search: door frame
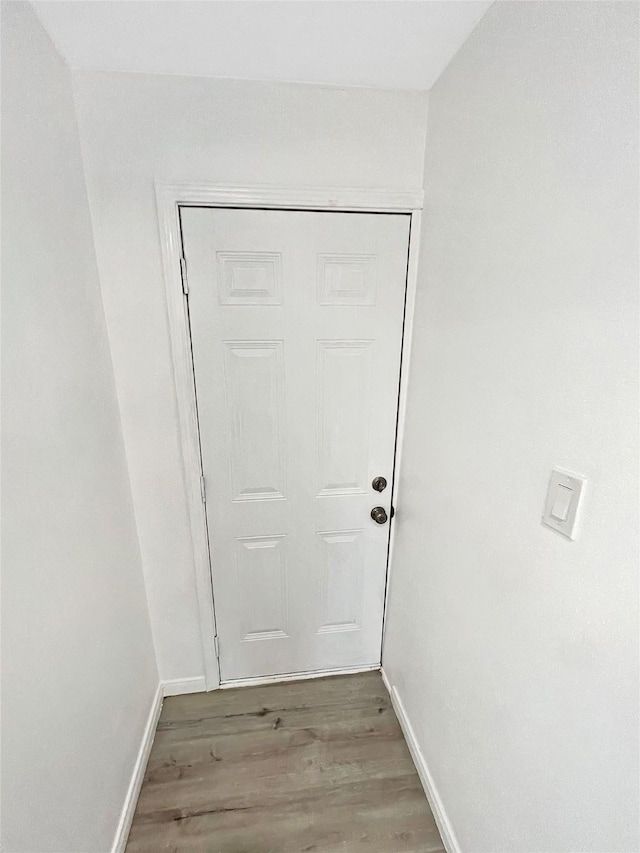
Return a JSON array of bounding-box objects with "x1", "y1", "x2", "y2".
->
[{"x1": 155, "y1": 181, "x2": 424, "y2": 690}]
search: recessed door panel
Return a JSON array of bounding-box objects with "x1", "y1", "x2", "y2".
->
[
  {"x1": 236, "y1": 535, "x2": 288, "y2": 641},
  {"x1": 223, "y1": 341, "x2": 285, "y2": 502},
  {"x1": 317, "y1": 253, "x2": 377, "y2": 306},
  {"x1": 317, "y1": 340, "x2": 372, "y2": 496},
  {"x1": 317, "y1": 529, "x2": 364, "y2": 634},
  {"x1": 217, "y1": 251, "x2": 283, "y2": 305}
]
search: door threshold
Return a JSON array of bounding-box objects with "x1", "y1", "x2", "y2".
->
[{"x1": 219, "y1": 662, "x2": 380, "y2": 690}]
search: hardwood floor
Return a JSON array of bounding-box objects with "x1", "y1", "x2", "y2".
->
[{"x1": 126, "y1": 671, "x2": 445, "y2": 852}]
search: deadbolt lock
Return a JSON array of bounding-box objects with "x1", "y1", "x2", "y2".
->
[{"x1": 372, "y1": 476, "x2": 387, "y2": 493}]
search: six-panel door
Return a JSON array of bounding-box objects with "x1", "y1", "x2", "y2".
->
[{"x1": 181, "y1": 208, "x2": 410, "y2": 681}]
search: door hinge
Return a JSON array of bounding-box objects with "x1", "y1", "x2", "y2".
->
[
  {"x1": 213, "y1": 635, "x2": 219, "y2": 658},
  {"x1": 200, "y1": 474, "x2": 206, "y2": 503},
  {"x1": 180, "y1": 256, "x2": 189, "y2": 295}
]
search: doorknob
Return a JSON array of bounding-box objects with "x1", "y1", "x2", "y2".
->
[
  {"x1": 371, "y1": 506, "x2": 388, "y2": 525},
  {"x1": 372, "y1": 476, "x2": 387, "y2": 492}
]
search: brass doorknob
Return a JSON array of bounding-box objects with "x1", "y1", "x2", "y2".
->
[{"x1": 371, "y1": 506, "x2": 388, "y2": 525}]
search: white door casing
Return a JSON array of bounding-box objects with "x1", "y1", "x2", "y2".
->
[{"x1": 181, "y1": 207, "x2": 410, "y2": 682}]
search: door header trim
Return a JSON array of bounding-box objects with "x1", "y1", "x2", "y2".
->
[{"x1": 157, "y1": 182, "x2": 423, "y2": 214}]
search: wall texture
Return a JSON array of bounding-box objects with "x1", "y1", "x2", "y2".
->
[
  {"x1": 71, "y1": 70, "x2": 429, "y2": 681},
  {"x1": 383, "y1": 2, "x2": 639, "y2": 851},
  {"x1": 1, "y1": 4, "x2": 158, "y2": 851}
]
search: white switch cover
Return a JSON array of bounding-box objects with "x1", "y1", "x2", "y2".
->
[{"x1": 542, "y1": 469, "x2": 586, "y2": 540}]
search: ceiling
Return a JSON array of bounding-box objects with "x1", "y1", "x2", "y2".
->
[{"x1": 32, "y1": 1, "x2": 492, "y2": 92}]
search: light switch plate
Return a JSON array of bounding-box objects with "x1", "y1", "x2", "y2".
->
[{"x1": 542, "y1": 468, "x2": 586, "y2": 540}]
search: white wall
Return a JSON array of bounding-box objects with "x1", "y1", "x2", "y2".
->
[
  {"x1": 383, "y1": 2, "x2": 639, "y2": 852},
  {"x1": 72, "y1": 70, "x2": 429, "y2": 682},
  {"x1": 1, "y1": 4, "x2": 158, "y2": 851}
]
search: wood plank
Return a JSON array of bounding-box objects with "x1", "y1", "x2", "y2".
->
[
  {"x1": 126, "y1": 671, "x2": 444, "y2": 853},
  {"x1": 159, "y1": 672, "x2": 390, "y2": 723}
]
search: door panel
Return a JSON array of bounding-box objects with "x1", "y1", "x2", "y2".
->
[
  {"x1": 236, "y1": 534, "x2": 288, "y2": 641},
  {"x1": 317, "y1": 339, "x2": 373, "y2": 495},
  {"x1": 181, "y1": 208, "x2": 409, "y2": 681},
  {"x1": 223, "y1": 340, "x2": 286, "y2": 501},
  {"x1": 316, "y1": 528, "x2": 364, "y2": 633}
]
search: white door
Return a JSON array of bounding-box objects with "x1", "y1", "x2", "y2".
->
[{"x1": 181, "y1": 208, "x2": 409, "y2": 682}]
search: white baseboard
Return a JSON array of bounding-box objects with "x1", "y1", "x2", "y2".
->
[
  {"x1": 162, "y1": 675, "x2": 207, "y2": 697},
  {"x1": 111, "y1": 682, "x2": 163, "y2": 853},
  {"x1": 381, "y1": 668, "x2": 461, "y2": 853}
]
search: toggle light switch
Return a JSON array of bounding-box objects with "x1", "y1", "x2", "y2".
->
[{"x1": 542, "y1": 469, "x2": 586, "y2": 540}]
